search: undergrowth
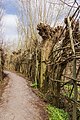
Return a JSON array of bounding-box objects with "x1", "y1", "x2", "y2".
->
[
  {"x1": 47, "y1": 105, "x2": 69, "y2": 120},
  {"x1": 30, "y1": 82, "x2": 37, "y2": 88}
]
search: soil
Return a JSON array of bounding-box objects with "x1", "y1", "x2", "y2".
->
[{"x1": 0, "y1": 71, "x2": 48, "y2": 120}]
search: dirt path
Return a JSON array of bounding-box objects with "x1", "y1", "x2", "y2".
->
[{"x1": 0, "y1": 71, "x2": 48, "y2": 120}]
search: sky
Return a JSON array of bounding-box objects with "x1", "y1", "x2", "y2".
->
[
  {"x1": 2, "y1": 0, "x2": 80, "y2": 47},
  {"x1": 2, "y1": 0, "x2": 18, "y2": 45}
]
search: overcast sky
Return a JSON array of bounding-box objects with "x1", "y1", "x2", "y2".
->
[
  {"x1": 2, "y1": 0, "x2": 80, "y2": 46},
  {"x1": 3, "y1": 0, "x2": 18, "y2": 45}
]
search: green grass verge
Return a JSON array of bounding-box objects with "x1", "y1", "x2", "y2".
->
[{"x1": 47, "y1": 105, "x2": 69, "y2": 120}]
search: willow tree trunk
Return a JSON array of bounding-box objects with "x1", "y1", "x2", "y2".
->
[
  {"x1": 35, "y1": 46, "x2": 39, "y2": 87},
  {"x1": 40, "y1": 39, "x2": 53, "y2": 92},
  {"x1": 40, "y1": 50, "x2": 46, "y2": 88}
]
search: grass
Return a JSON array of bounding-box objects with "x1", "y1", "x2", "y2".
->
[{"x1": 47, "y1": 105, "x2": 69, "y2": 120}]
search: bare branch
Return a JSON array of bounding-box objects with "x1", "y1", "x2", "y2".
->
[{"x1": 60, "y1": 0, "x2": 77, "y2": 8}]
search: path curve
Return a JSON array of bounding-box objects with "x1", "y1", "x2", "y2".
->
[{"x1": 0, "y1": 71, "x2": 48, "y2": 120}]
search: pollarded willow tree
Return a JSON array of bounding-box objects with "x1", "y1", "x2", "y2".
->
[
  {"x1": 17, "y1": 0, "x2": 68, "y2": 48},
  {"x1": 16, "y1": 0, "x2": 78, "y2": 85}
]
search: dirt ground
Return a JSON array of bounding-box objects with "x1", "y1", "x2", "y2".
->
[{"x1": 0, "y1": 71, "x2": 48, "y2": 120}]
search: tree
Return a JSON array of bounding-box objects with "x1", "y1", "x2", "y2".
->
[{"x1": 0, "y1": 0, "x2": 5, "y2": 81}]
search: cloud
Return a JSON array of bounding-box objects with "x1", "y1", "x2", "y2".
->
[{"x1": 2, "y1": 14, "x2": 18, "y2": 43}]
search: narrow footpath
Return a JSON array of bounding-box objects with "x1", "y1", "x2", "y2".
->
[{"x1": 0, "y1": 71, "x2": 48, "y2": 120}]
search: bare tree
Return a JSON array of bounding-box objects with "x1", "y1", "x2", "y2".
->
[
  {"x1": 0, "y1": 0, "x2": 5, "y2": 81},
  {"x1": 0, "y1": 0, "x2": 4, "y2": 45},
  {"x1": 15, "y1": 0, "x2": 77, "y2": 84}
]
